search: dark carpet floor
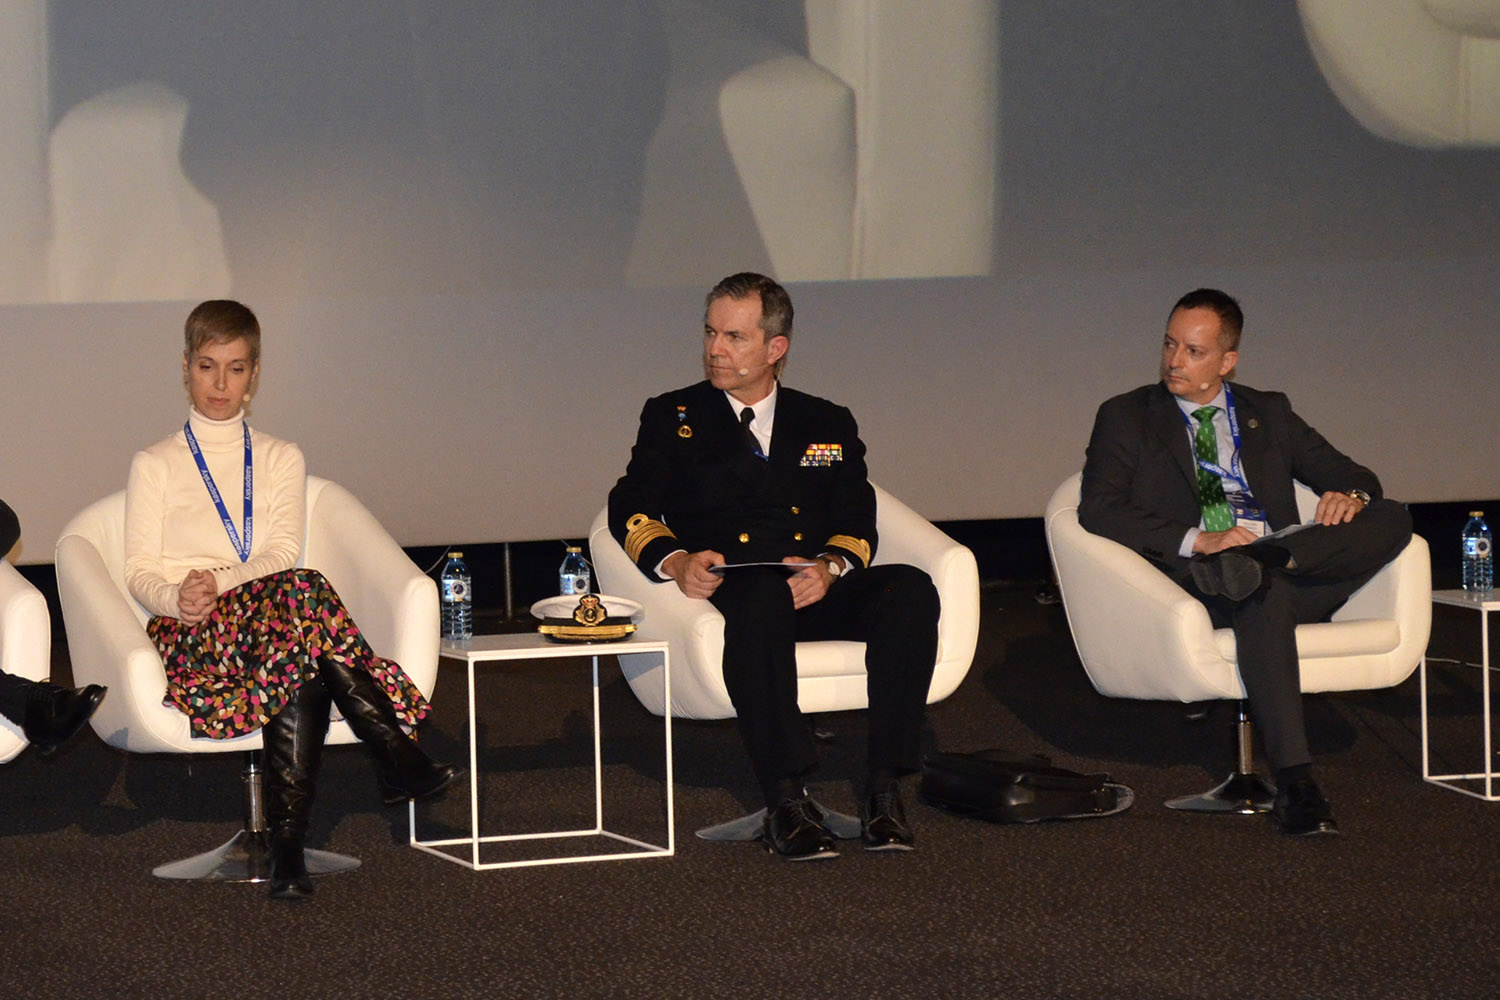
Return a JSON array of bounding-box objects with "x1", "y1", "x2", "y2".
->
[{"x1": 2, "y1": 587, "x2": 1497, "y2": 999}]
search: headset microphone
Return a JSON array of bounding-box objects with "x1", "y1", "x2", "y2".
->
[
  {"x1": 1199, "y1": 382, "x2": 1212, "y2": 391},
  {"x1": 738, "y1": 368, "x2": 750, "y2": 376}
]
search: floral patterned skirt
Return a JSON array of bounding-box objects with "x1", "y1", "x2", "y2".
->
[{"x1": 147, "y1": 568, "x2": 430, "y2": 740}]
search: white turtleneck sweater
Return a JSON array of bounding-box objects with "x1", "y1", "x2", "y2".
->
[{"x1": 125, "y1": 408, "x2": 307, "y2": 620}]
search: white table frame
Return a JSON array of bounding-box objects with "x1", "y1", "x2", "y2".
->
[
  {"x1": 410, "y1": 633, "x2": 674, "y2": 869},
  {"x1": 1422, "y1": 589, "x2": 1500, "y2": 801}
]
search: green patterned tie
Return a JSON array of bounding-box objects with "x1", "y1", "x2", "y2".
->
[{"x1": 1192, "y1": 406, "x2": 1236, "y2": 532}]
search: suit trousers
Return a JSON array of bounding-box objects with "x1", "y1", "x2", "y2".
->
[
  {"x1": 1191, "y1": 498, "x2": 1413, "y2": 771},
  {"x1": 708, "y1": 563, "x2": 939, "y2": 802}
]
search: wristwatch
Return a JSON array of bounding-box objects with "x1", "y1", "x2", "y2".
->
[
  {"x1": 1346, "y1": 489, "x2": 1371, "y2": 507},
  {"x1": 820, "y1": 554, "x2": 844, "y2": 579}
]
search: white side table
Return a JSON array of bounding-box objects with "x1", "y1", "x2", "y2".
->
[
  {"x1": 410, "y1": 633, "x2": 673, "y2": 869},
  {"x1": 1422, "y1": 589, "x2": 1500, "y2": 800}
]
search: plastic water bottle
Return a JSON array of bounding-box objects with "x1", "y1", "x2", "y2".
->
[
  {"x1": 439, "y1": 551, "x2": 473, "y2": 640},
  {"x1": 1462, "y1": 512, "x2": 1493, "y2": 594},
  {"x1": 559, "y1": 546, "x2": 591, "y2": 596}
]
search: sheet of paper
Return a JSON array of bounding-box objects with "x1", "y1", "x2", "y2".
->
[{"x1": 707, "y1": 561, "x2": 818, "y2": 576}]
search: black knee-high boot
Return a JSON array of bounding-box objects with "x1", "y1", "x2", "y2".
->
[
  {"x1": 317, "y1": 659, "x2": 461, "y2": 806},
  {"x1": 263, "y1": 673, "x2": 333, "y2": 901}
]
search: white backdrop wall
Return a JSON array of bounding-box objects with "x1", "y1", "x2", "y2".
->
[{"x1": 2, "y1": 1, "x2": 1498, "y2": 561}]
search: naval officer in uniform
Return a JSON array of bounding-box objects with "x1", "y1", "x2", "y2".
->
[{"x1": 608, "y1": 272, "x2": 940, "y2": 860}]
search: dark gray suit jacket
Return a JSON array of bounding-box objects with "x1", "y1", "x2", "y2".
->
[{"x1": 1079, "y1": 381, "x2": 1382, "y2": 585}]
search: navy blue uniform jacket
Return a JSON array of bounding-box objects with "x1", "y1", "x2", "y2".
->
[{"x1": 609, "y1": 380, "x2": 877, "y2": 580}]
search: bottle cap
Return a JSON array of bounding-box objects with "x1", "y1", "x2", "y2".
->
[
  {"x1": 1470, "y1": 512, "x2": 1484, "y2": 518},
  {"x1": 450, "y1": 550, "x2": 463, "y2": 558},
  {"x1": 566, "y1": 546, "x2": 582, "y2": 553}
]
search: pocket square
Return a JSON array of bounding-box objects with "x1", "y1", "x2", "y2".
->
[{"x1": 800, "y1": 443, "x2": 843, "y2": 467}]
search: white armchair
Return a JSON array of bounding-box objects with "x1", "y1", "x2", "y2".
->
[
  {"x1": 0, "y1": 560, "x2": 51, "y2": 763},
  {"x1": 54, "y1": 475, "x2": 439, "y2": 879},
  {"x1": 1045, "y1": 472, "x2": 1431, "y2": 809},
  {"x1": 587, "y1": 483, "x2": 980, "y2": 721}
]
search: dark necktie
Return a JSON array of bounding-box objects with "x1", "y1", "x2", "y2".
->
[
  {"x1": 1192, "y1": 406, "x2": 1236, "y2": 532},
  {"x1": 740, "y1": 406, "x2": 767, "y2": 460}
]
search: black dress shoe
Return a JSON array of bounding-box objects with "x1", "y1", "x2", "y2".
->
[
  {"x1": 24, "y1": 683, "x2": 106, "y2": 755},
  {"x1": 1271, "y1": 777, "x2": 1340, "y2": 837},
  {"x1": 1189, "y1": 549, "x2": 1265, "y2": 602},
  {"x1": 761, "y1": 795, "x2": 838, "y2": 861},
  {"x1": 860, "y1": 787, "x2": 915, "y2": 852}
]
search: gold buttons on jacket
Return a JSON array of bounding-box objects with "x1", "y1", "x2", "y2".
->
[
  {"x1": 738, "y1": 533, "x2": 749, "y2": 544},
  {"x1": 790, "y1": 506, "x2": 800, "y2": 515},
  {"x1": 794, "y1": 532, "x2": 804, "y2": 541}
]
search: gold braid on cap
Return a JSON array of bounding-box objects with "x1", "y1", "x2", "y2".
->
[
  {"x1": 625, "y1": 513, "x2": 676, "y2": 563},
  {"x1": 825, "y1": 534, "x2": 871, "y2": 569}
]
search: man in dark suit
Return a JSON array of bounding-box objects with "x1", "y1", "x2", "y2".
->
[
  {"x1": 1079, "y1": 288, "x2": 1412, "y2": 837},
  {"x1": 0, "y1": 498, "x2": 107, "y2": 755},
  {"x1": 609, "y1": 272, "x2": 939, "y2": 860}
]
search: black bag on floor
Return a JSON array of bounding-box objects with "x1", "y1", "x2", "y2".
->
[{"x1": 919, "y1": 749, "x2": 1133, "y2": 824}]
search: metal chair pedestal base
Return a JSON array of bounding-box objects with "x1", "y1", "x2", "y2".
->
[
  {"x1": 152, "y1": 751, "x2": 361, "y2": 882},
  {"x1": 1165, "y1": 702, "x2": 1277, "y2": 815},
  {"x1": 695, "y1": 799, "x2": 862, "y2": 841}
]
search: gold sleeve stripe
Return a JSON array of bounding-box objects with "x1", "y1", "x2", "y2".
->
[
  {"x1": 825, "y1": 534, "x2": 871, "y2": 568},
  {"x1": 625, "y1": 515, "x2": 676, "y2": 563}
]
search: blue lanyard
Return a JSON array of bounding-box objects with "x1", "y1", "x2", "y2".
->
[
  {"x1": 184, "y1": 421, "x2": 253, "y2": 563},
  {"x1": 1180, "y1": 383, "x2": 1249, "y2": 491}
]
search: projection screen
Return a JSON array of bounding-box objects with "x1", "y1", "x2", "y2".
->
[{"x1": 2, "y1": 0, "x2": 1498, "y2": 562}]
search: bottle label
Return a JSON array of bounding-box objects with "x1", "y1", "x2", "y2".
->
[
  {"x1": 1465, "y1": 537, "x2": 1492, "y2": 558},
  {"x1": 560, "y1": 574, "x2": 590, "y2": 595},
  {"x1": 443, "y1": 577, "x2": 471, "y2": 602}
]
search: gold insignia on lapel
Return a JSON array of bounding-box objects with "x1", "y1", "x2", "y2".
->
[
  {"x1": 799, "y1": 443, "x2": 844, "y2": 467},
  {"x1": 676, "y1": 404, "x2": 693, "y2": 438},
  {"x1": 1247, "y1": 418, "x2": 1259, "y2": 429}
]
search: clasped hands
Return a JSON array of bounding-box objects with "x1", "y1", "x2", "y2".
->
[
  {"x1": 1193, "y1": 490, "x2": 1368, "y2": 555},
  {"x1": 175, "y1": 568, "x2": 220, "y2": 624},
  {"x1": 662, "y1": 550, "x2": 836, "y2": 609}
]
